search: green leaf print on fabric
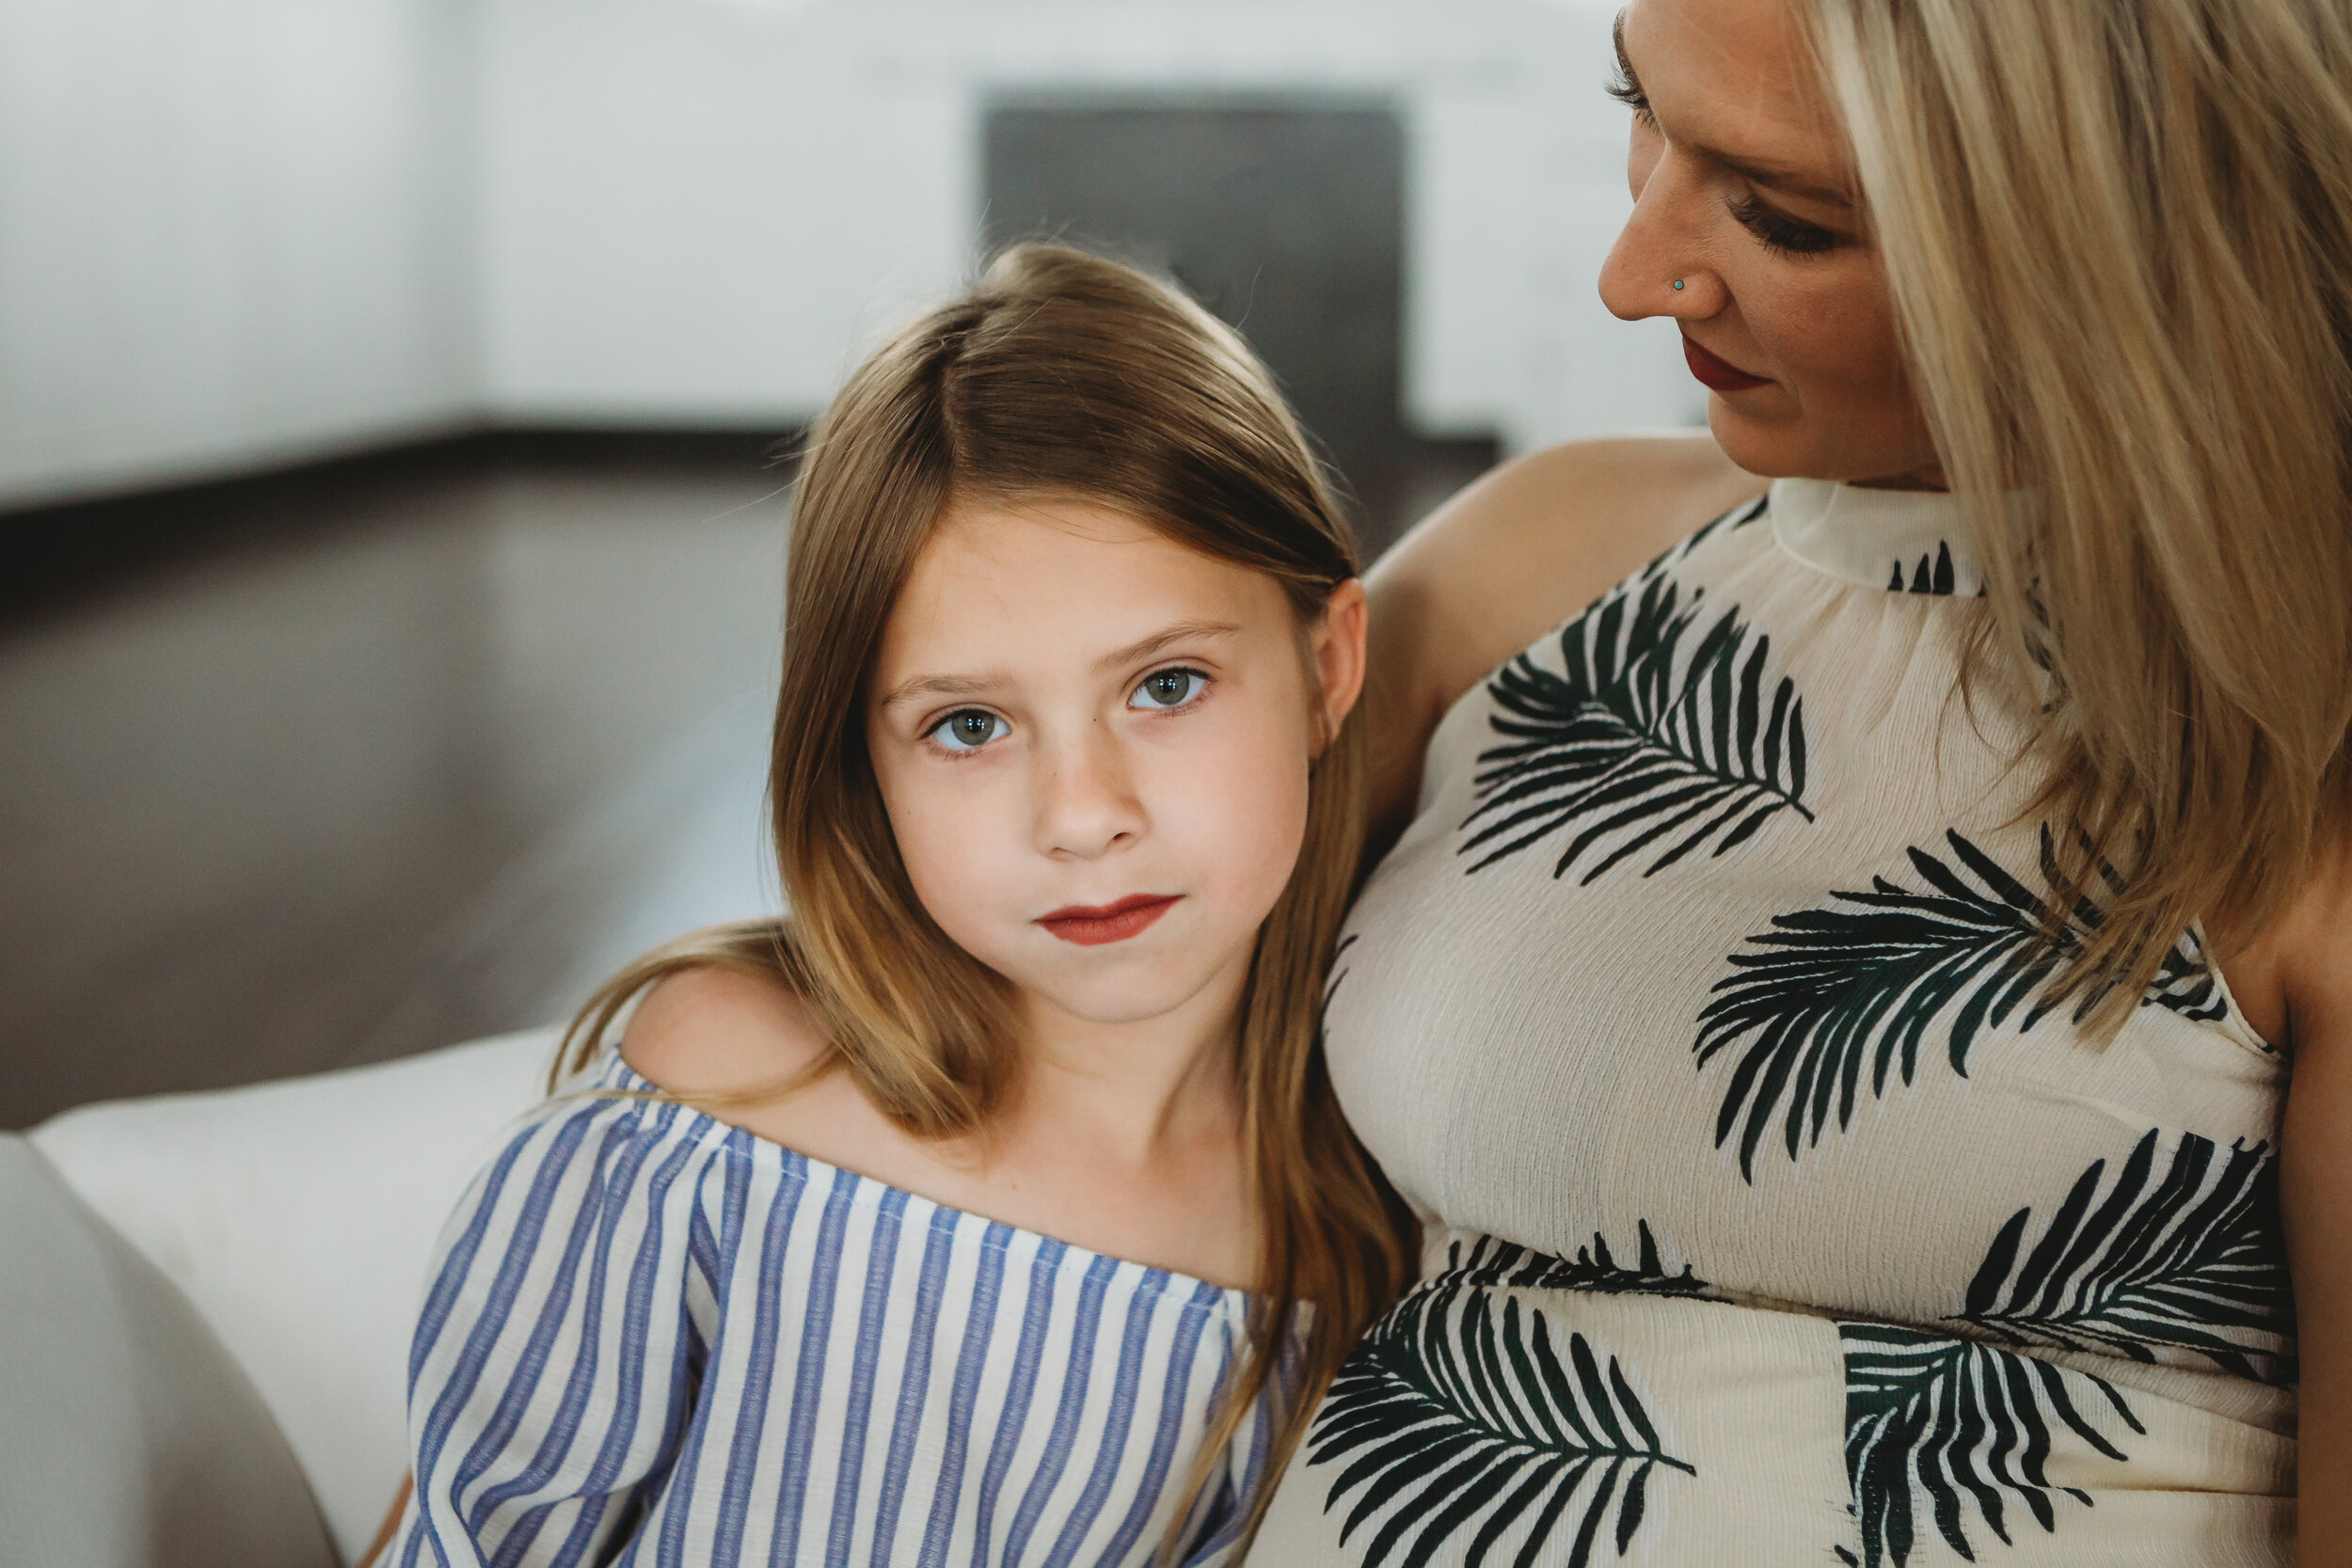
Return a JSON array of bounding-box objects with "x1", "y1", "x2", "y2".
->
[
  {"x1": 1841, "y1": 1323, "x2": 2141, "y2": 1568},
  {"x1": 1439, "y1": 1226, "x2": 1720, "y2": 1300},
  {"x1": 1955, "y1": 1130, "x2": 2295, "y2": 1385},
  {"x1": 1461, "y1": 503, "x2": 1809, "y2": 886},
  {"x1": 1694, "y1": 829, "x2": 2236, "y2": 1180},
  {"x1": 1311, "y1": 1274, "x2": 1694, "y2": 1568}
]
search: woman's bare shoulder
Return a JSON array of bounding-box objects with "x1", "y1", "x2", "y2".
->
[
  {"x1": 1372, "y1": 434, "x2": 1762, "y2": 674},
  {"x1": 1408, "y1": 431, "x2": 1758, "y2": 546},
  {"x1": 2224, "y1": 831, "x2": 2352, "y2": 1052},
  {"x1": 620, "y1": 963, "x2": 833, "y2": 1099},
  {"x1": 1362, "y1": 433, "x2": 1766, "y2": 842}
]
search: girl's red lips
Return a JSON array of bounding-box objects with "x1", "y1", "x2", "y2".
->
[
  {"x1": 1681, "y1": 334, "x2": 1773, "y2": 393},
  {"x1": 1035, "y1": 894, "x2": 1181, "y2": 947}
]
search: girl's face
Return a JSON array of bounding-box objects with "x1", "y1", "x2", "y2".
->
[
  {"x1": 1597, "y1": 0, "x2": 1942, "y2": 485},
  {"x1": 866, "y1": 498, "x2": 1363, "y2": 1037}
]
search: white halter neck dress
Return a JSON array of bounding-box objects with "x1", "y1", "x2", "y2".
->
[{"x1": 1252, "y1": 480, "x2": 2294, "y2": 1567}]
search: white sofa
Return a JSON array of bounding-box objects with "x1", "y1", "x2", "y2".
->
[{"x1": 2, "y1": 1029, "x2": 560, "y2": 1567}]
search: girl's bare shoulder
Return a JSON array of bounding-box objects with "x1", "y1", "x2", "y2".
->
[
  {"x1": 620, "y1": 963, "x2": 833, "y2": 1100},
  {"x1": 618, "y1": 962, "x2": 955, "y2": 1195}
]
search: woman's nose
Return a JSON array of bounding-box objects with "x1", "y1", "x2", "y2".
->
[
  {"x1": 1598, "y1": 148, "x2": 1727, "y2": 322},
  {"x1": 1033, "y1": 727, "x2": 1146, "y2": 861}
]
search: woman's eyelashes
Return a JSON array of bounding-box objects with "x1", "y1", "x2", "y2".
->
[
  {"x1": 1605, "y1": 68, "x2": 1656, "y2": 128},
  {"x1": 1128, "y1": 666, "x2": 1210, "y2": 711},
  {"x1": 1728, "y1": 191, "x2": 1840, "y2": 258}
]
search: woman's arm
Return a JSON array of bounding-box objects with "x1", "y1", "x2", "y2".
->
[
  {"x1": 2275, "y1": 850, "x2": 2352, "y2": 1566},
  {"x1": 1360, "y1": 433, "x2": 1764, "y2": 859}
]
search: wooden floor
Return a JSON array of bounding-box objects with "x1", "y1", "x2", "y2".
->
[
  {"x1": 0, "y1": 434, "x2": 1487, "y2": 1130},
  {"x1": 0, "y1": 446, "x2": 790, "y2": 1128}
]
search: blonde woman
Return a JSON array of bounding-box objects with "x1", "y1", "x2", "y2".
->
[{"x1": 1253, "y1": 0, "x2": 2349, "y2": 1563}]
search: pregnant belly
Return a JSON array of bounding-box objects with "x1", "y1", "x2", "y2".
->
[{"x1": 1248, "y1": 1233, "x2": 2291, "y2": 1568}]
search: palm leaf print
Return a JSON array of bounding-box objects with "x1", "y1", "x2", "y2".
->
[
  {"x1": 1461, "y1": 511, "x2": 1810, "y2": 885},
  {"x1": 1694, "y1": 829, "x2": 2239, "y2": 1180},
  {"x1": 1311, "y1": 1276, "x2": 1693, "y2": 1568},
  {"x1": 1441, "y1": 1225, "x2": 1718, "y2": 1300},
  {"x1": 1956, "y1": 1130, "x2": 2294, "y2": 1384},
  {"x1": 1326, "y1": 931, "x2": 1359, "y2": 1011},
  {"x1": 1842, "y1": 1323, "x2": 2140, "y2": 1568}
]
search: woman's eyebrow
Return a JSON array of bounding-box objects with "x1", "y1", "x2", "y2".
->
[
  {"x1": 1711, "y1": 152, "x2": 1855, "y2": 209},
  {"x1": 1613, "y1": 8, "x2": 1855, "y2": 212},
  {"x1": 1613, "y1": 10, "x2": 1641, "y2": 96}
]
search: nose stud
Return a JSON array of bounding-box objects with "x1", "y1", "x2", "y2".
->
[{"x1": 1673, "y1": 278, "x2": 1686, "y2": 291}]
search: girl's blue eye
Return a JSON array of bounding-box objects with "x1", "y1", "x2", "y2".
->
[
  {"x1": 1129, "y1": 668, "x2": 1207, "y2": 710},
  {"x1": 930, "y1": 709, "x2": 1006, "y2": 752}
]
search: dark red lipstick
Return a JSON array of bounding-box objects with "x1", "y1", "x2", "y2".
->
[
  {"x1": 1035, "y1": 894, "x2": 1180, "y2": 947},
  {"x1": 1681, "y1": 334, "x2": 1773, "y2": 393}
]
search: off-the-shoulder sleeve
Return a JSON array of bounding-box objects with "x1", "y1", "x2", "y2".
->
[{"x1": 387, "y1": 1088, "x2": 721, "y2": 1568}]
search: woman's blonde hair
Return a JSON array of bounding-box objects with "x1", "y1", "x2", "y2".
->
[
  {"x1": 555, "y1": 243, "x2": 1413, "y2": 1549},
  {"x1": 1808, "y1": 0, "x2": 2352, "y2": 1022}
]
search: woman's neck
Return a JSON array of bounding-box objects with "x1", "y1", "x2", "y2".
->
[{"x1": 1849, "y1": 463, "x2": 1949, "y2": 492}]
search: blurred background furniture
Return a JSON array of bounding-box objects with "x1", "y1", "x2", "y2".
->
[{"x1": 0, "y1": 1028, "x2": 558, "y2": 1567}]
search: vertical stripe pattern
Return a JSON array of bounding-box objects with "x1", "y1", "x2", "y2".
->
[{"x1": 388, "y1": 1052, "x2": 1279, "y2": 1568}]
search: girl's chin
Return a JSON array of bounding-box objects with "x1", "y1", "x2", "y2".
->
[{"x1": 1022, "y1": 983, "x2": 1213, "y2": 1030}]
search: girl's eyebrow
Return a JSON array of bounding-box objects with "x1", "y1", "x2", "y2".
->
[
  {"x1": 877, "y1": 620, "x2": 1244, "y2": 711},
  {"x1": 1092, "y1": 619, "x2": 1243, "y2": 673},
  {"x1": 878, "y1": 672, "x2": 999, "y2": 709}
]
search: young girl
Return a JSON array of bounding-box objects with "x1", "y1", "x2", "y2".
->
[{"x1": 378, "y1": 245, "x2": 1413, "y2": 1568}]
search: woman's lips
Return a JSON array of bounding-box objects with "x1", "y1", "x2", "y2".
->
[
  {"x1": 1035, "y1": 894, "x2": 1181, "y2": 946},
  {"x1": 1681, "y1": 334, "x2": 1773, "y2": 393}
]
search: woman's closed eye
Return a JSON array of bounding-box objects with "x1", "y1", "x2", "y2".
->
[
  {"x1": 1128, "y1": 666, "x2": 1209, "y2": 711},
  {"x1": 927, "y1": 708, "x2": 1009, "y2": 753},
  {"x1": 1729, "y1": 191, "x2": 1840, "y2": 258}
]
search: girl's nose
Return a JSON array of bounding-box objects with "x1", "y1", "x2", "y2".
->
[{"x1": 1034, "y1": 728, "x2": 1146, "y2": 861}]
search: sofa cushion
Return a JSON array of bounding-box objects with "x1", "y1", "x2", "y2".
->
[
  {"x1": 29, "y1": 1027, "x2": 560, "y2": 1562},
  {"x1": 0, "y1": 1133, "x2": 337, "y2": 1568}
]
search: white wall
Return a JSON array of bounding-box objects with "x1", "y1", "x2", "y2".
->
[
  {"x1": 477, "y1": 0, "x2": 968, "y2": 427},
  {"x1": 0, "y1": 0, "x2": 478, "y2": 508},
  {"x1": 0, "y1": 0, "x2": 1699, "y2": 510},
  {"x1": 479, "y1": 0, "x2": 1706, "y2": 452}
]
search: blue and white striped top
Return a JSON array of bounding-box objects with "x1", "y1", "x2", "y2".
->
[{"x1": 385, "y1": 1051, "x2": 1282, "y2": 1568}]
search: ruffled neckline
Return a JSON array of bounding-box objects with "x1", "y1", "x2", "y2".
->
[{"x1": 1767, "y1": 477, "x2": 1984, "y2": 597}]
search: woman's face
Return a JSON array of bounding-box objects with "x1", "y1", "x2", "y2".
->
[{"x1": 1598, "y1": 0, "x2": 1942, "y2": 485}]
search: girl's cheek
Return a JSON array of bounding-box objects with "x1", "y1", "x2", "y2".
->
[
  {"x1": 881, "y1": 768, "x2": 1006, "y2": 929},
  {"x1": 1172, "y1": 710, "x2": 1313, "y2": 903}
]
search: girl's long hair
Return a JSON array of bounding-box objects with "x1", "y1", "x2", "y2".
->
[
  {"x1": 1807, "y1": 0, "x2": 2352, "y2": 1023},
  {"x1": 555, "y1": 243, "x2": 1414, "y2": 1548}
]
